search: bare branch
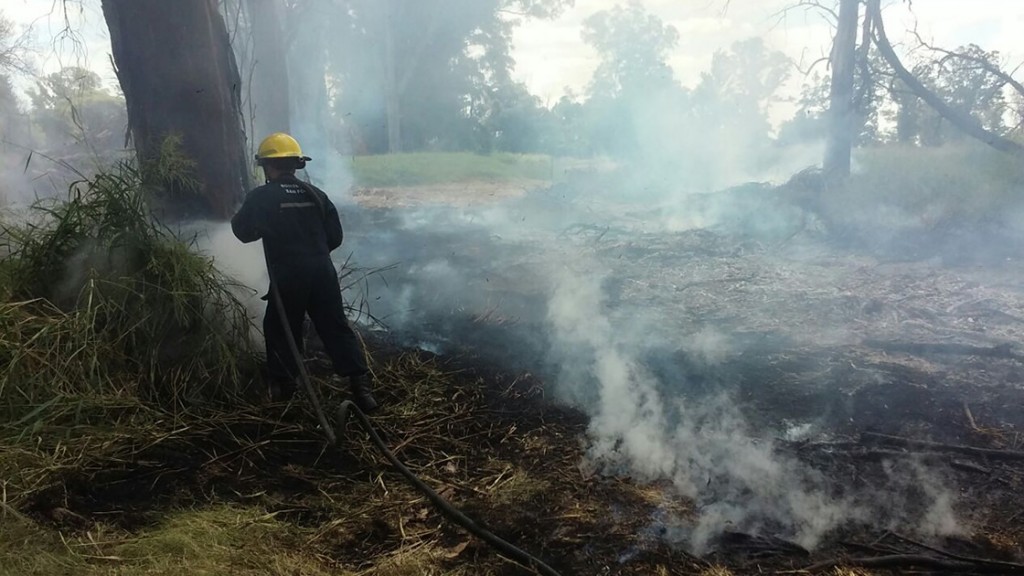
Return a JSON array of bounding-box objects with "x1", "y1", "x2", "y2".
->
[
  {"x1": 772, "y1": 0, "x2": 840, "y2": 29},
  {"x1": 795, "y1": 54, "x2": 831, "y2": 76},
  {"x1": 910, "y1": 28, "x2": 1024, "y2": 100},
  {"x1": 773, "y1": 0, "x2": 840, "y2": 79},
  {"x1": 868, "y1": 0, "x2": 1024, "y2": 155}
]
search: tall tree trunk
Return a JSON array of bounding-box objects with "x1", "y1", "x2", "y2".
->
[
  {"x1": 247, "y1": 0, "x2": 290, "y2": 137},
  {"x1": 101, "y1": 0, "x2": 251, "y2": 221},
  {"x1": 823, "y1": 0, "x2": 859, "y2": 180},
  {"x1": 868, "y1": 0, "x2": 1024, "y2": 155},
  {"x1": 284, "y1": 0, "x2": 348, "y2": 191},
  {"x1": 383, "y1": 0, "x2": 402, "y2": 153}
]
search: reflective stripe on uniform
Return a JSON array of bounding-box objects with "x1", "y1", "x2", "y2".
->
[{"x1": 280, "y1": 202, "x2": 317, "y2": 209}]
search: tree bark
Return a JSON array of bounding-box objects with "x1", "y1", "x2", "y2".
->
[
  {"x1": 823, "y1": 0, "x2": 859, "y2": 180},
  {"x1": 868, "y1": 0, "x2": 1024, "y2": 155},
  {"x1": 383, "y1": 0, "x2": 402, "y2": 153},
  {"x1": 101, "y1": 0, "x2": 252, "y2": 221},
  {"x1": 247, "y1": 0, "x2": 290, "y2": 137},
  {"x1": 283, "y1": 0, "x2": 347, "y2": 188}
]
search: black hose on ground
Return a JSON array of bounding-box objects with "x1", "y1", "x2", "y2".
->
[{"x1": 266, "y1": 270, "x2": 563, "y2": 576}]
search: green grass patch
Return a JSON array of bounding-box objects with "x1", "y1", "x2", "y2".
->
[
  {"x1": 351, "y1": 152, "x2": 554, "y2": 187},
  {"x1": 0, "y1": 504, "x2": 335, "y2": 576},
  {"x1": 845, "y1": 143, "x2": 1024, "y2": 228}
]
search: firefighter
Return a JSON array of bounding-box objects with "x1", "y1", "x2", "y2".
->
[{"x1": 231, "y1": 132, "x2": 378, "y2": 412}]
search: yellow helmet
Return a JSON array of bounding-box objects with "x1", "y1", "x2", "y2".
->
[{"x1": 255, "y1": 132, "x2": 312, "y2": 165}]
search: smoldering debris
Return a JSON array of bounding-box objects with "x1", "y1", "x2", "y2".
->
[{"x1": 545, "y1": 264, "x2": 858, "y2": 552}]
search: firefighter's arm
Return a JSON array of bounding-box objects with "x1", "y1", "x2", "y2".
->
[
  {"x1": 325, "y1": 196, "x2": 344, "y2": 251},
  {"x1": 231, "y1": 191, "x2": 263, "y2": 243}
]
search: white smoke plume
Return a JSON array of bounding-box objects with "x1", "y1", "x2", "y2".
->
[
  {"x1": 183, "y1": 220, "x2": 269, "y2": 342},
  {"x1": 545, "y1": 262, "x2": 960, "y2": 553}
]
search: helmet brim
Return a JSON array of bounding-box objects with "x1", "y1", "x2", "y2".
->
[{"x1": 256, "y1": 155, "x2": 313, "y2": 166}]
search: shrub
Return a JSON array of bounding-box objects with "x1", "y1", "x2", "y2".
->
[{"x1": 0, "y1": 159, "x2": 260, "y2": 429}]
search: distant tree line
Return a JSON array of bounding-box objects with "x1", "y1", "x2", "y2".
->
[{"x1": 4, "y1": 1, "x2": 1024, "y2": 217}]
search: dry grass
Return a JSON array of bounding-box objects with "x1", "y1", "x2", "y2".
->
[
  {"x1": 0, "y1": 345, "x2": 704, "y2": 575},
  {"x1": 351, "y1": 544, "x2": 475, "y2": 576},
  {"x1": 697, "y1": 567, "x2": 734, "y2": 576},
  {"x1": 832, "y1": 569, "x2": 875, "y2": 576}
]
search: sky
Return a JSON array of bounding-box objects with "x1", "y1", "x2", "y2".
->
[
  {"x1": 6, "y1": 0, "x2": 1024, "y2": 112},
  {"x1": 510, "y1": 0, "x2": 1024, "y2": 108}
]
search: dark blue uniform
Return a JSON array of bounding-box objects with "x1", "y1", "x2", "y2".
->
[{"x1": 231, "y1": 173, "x2": 367, "y2": 397}]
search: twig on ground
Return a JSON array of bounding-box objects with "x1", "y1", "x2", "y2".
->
[
  {"x1": 862, "y1": 432, "x2": 1024, "y2": 461},
  {"x1": 806, "y1": 554, "x2": 1024, "y2": 573}
]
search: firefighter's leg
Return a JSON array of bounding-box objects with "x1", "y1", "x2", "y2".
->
[
  {"x1": 263, "y1": 281, "x2": 308, "y2": 401},
  {"x1": 308, "y1": 262, "x2": 377, "y2": 411}
]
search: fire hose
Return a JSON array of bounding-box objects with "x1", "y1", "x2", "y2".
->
[{"x1": 266, "y1": 270, "x2": 563, "y2": 576}]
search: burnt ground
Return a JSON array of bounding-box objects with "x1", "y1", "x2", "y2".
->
[
  {"x1": 339, "y1": 175, "x2": 1024, "y2": 572},
  {"x1": 19, "y1": 176, "x2": 1024, "y2": 574}
]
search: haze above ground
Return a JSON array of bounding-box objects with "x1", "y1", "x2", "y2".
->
[{"x1": 9, "y1": 0, "x2": 1024, "y2": 126}]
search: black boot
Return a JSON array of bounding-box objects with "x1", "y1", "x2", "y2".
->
[
  {"x1": 269, "y1": 376, "x2": 297, "y2": 403},
  {"x1": 349, "y1": 373, "x2": 379, "y2": 413}
]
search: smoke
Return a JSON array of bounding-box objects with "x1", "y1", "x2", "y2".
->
[
  {"x1": 0, "y1": 149, "x2": 41, "y2": 210},
  {"x1": 182, "y1": 220, "x2": 268, "y2": 342},
  {"x1": 542, "y1": 261, "x2": 969, "y2": 553},
  {"x1": 545, "y1": 263, "x2": 862, "y2": 551},
  {"x1": 881, "y1": 458, "x2": 964, "y2": 539},
  {"x1": 185, "y1": 46, "x2": 974, "y2": 551},
  {"x1": 305, "y1": 156, "x2": 969, "y2": 553}
]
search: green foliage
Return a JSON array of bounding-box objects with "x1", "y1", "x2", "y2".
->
[
  {"x1": 325, "y1": 0, "x2": 566, "y2": 154},
  {"x1": 140, "y1": 132, "x2": 203, "y2": 198},
  {"x1": 583, "y1": 0, "x2": 680, "y2": 98},
  {"x1": 899, "y1": 45, "x2": 1009, "y2": 146},
  {"x1": 0, "y1": 159, "x2": 260, "y2": 428},
  {"x1": 25, "y1": 66, "x2": 128, "y2": 152},
  {"x1": 579, "y1": 2, "x2": 685, "y2": 158},
  {"x1": 0, "y1": 10, "x2": 23, "y2": 72},
  {"x1": 692, "y1": 37, "x2": 792, "y2": 142},
  {"x1": 351, "y1": 152, "x2": 553, "y2": 187},
  {"x1": 788, "y1": 41, "x2": 1014, "y2": 147}
]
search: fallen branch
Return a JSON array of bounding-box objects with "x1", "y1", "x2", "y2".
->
[
  {"x1": 806, "y1": 554, "x2": 1024, "y2": 573},
  {"x1": 862, "y1": 339, "x2": 1022, "y2": 360},
  {"x1": 862, "y1": 432, "x2": 1024, "y2": 461},
  {"x1": 950, "y1": 459, "x2": 993, "y2": 475},
  {"x1": 888, "y1": 532, "x2": 1024, "y2": 572},
  {"x1": 786, "y1": 442, "x2": 954, "y2": 463},
  {"x1": 867, "y1": 0, "x2": 1024, "y2": 155},
  {"x1": 717, "y1": 531, "x2": 810, "y2": 557}
]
